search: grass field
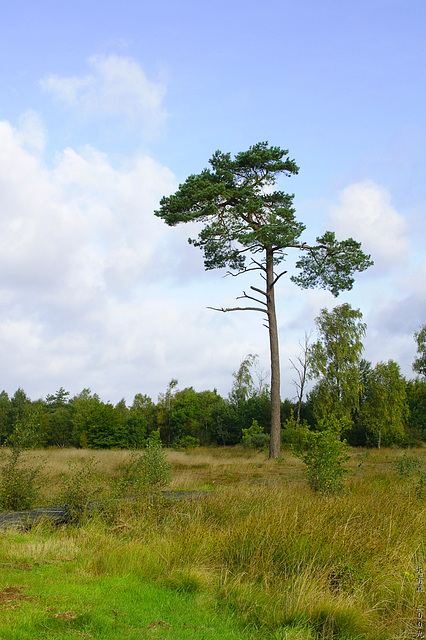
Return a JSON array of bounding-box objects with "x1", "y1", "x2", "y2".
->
[{"x1": 0, "y1": 446, "x2": 425, "y2": 639}]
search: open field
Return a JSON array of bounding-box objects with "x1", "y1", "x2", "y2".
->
[{"x1": 0, "y1": 446, "x2": 425, "y2": 639}]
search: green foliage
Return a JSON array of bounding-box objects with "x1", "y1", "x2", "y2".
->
[
  {"x1": 358, "y1": 360, "x2": 408, "y2": 448},
  {"x1": 406, "y1": 378, "x2": 426, "y2": 442},
  {"x1": 155, "y1": 142, "x2": 371, "y2": 293},
  {"x1": 229, "y1": 354, "x2": 259, "y2": 405},
  {"x1": 155, "y1": 142, "x2": 373, "y2": 459},
  {"x1": 58, "y1": 456, "x2": 105, "y2": 520},
  {"x1": 173, "y1": 435, "x2": 200, "y2": 449},
  {"x1": 86, "y1": 402, "x2": 127, "y2": 449},
  {"x1": 126, "y1": 393, "x2": 156, "y2": 447},
  {"x1": 0, "y1": 409, "x2": 46, "y2": 510},
  {"x1": 0, "y1": 448, "x2": 42, "y2": 510},
  {"x1": 241, "y1": 419, "x2": 269, "y2": 449},
  {"x1": 413, "y1": 324, "x2": 426, "y2": 378},
  {"x1": 0, "y1": 391, "x2": 11, "y2": 446},
  {"x1": 393, "y1": 453, "x2": 421, "y2": 477},
  {"x1": 309, "y1": 304, "x2": 366, "y2": 423},
  {"x1": 292, "y1": 231, "x2": 373, "y2": 296},
  {"x1": 117, "y1": 430, "x2": 171, "y2": 496},
  {"x1": 293, "y1": 422, "x2": 350, "y2": 494},
  {"x1": 281, "y1": 415, "x2": 310, "y2": 449},
  {"x1": 140, "y1": 430, "x2": 171, "y2": 490}
]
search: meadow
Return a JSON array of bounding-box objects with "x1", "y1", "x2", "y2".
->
[{"x1": 0, "y1": 446, "x2": 425, "y2": 639}]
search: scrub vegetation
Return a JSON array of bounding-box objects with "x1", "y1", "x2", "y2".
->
[{"x1": 0, "y1": 445, "x2": 425, "y2": 640}]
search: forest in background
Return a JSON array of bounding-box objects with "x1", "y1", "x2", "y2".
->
[{"x1": 1, "y1": 306, "x2": 425, "y2": 451}]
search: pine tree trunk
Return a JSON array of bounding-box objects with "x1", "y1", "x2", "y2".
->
[{"x1": 266, "y1": 247, "x2": 281, "y2": 458}]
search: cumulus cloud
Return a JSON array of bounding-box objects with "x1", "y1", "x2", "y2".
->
[
  {"x1": 0, "y1": 118, "x2": 188, "y2": 398},
  {"x1": 40, "y1": 55, "x2": 168, "y2": 135},
  {"x1": 327, "y1": 180, "x2": 409, "y2": 273},
  {"x1": 0, "y1": 118, "x2": 266, "y2": 402}
]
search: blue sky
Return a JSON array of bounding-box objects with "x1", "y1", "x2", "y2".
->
[{"x1": 0, "y1": 0, "x2": 425, "y2": 403}]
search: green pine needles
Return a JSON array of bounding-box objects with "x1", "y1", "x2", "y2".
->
[{"x1": 155, "y1": 142, "x2": 373, "y2": 459}]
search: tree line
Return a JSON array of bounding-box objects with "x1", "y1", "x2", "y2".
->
[{"x1": 1, "y1": 312, "x2": 425, "y2": 450}]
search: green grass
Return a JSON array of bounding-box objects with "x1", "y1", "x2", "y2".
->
[
  {"x1": 0, "y1": 530, "x2": 256, "y2": 639},
  {"x1": 0, "y1": 446, "x2": 425, "y2": 639}
]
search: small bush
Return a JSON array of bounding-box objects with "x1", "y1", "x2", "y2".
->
[
  {"x1": 116, "y1": 430, "x2": 171, "y2": 496},
  {"x1": 281, "y1": 415, "x2": 310, "y2": 449},
  {"x1": 139, "y1": 430, "x2": 171, "y2": 490},
  {"x1": 0, "y1": 421, "x2": 45, "y2": 511},
  {"x1": 415, "y1": 469, "x2": 426, "y2": 498},
  {"x1": 241, "y1": 420, "x2": 270, "y2": 449},
  {"x1": 0, "y1": 448, "x2": 42, "y2": 510},
  {"x1": 293, "y1": 421, "x2": 350, "y2": 495},
  {"x1": 393, "y1": 453, "x2": 421, "y2": 477},
  {"x1": 58, "y1": 456, "x2": 105, "y2": 520},
  {"x1": 173, "y1": 435, "x2": 200, "y2": 450}
]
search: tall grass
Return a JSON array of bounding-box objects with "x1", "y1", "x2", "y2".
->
[{"x1": 1, "y1": 446, "x2": 425, "y2": 639}]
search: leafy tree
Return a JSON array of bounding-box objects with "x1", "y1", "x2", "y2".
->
[
  {"x1": 45, "y1": 387, "x2": 70, "y2": 409},
  {"x1": 229, "y1": 354, "x2": 259, "y2": 405},
  {"x1": 126, "y1": 394, "x2": 156, "y2": 447},
  {"x1": 405, "y1": 378, "x2": 426, "y2": 442},
  {"x1": 0, "y1": 391, "x2": 11, "y2": 445},
  {"x1": 156, "y1": 379, "x2": 179, "y2": 446},
  {"x1": 241, "y1": 419, "x2": 269, "y2": 449},
  {"x1": 86, "y1": 402, "x2": 127, "y2": 449},
  {"x1": 413, "y1": 324, "x2": 426, "y2": 378},
  {"x1": 45, "y1": 388, "x2": 73, "y2": 447},
  {"x1": 194, "y1": 389, "x2": 224, "y2": 445},
  {"x1": 155, "y1": 142, "x2": 372, "y2": 457},
  {"x1": 169, "y1": 387, "x2": 202, "y2": 447},
  {"x1": 70, "y1": 389, "x2": 101, "y2": 447},
  {"x1": 209, "y1": 399, "x2": 241, "y2": 445},
  {"x1": 358, "y1": 360, "x2": 408, "y2": 448},
  {"x1": 9, "y1": 388, "x2": 31, "y2": 431},
  {"x1": 309, "y1": 304, "x2": 366, "y2": 424}
]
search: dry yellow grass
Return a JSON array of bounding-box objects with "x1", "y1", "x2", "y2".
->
[
  {"x1": 1, "y1": 444, "x2": 425, "y2": 639},
  {"x1": 7, "y1": 444, "x2": 426, "y2": 502}
]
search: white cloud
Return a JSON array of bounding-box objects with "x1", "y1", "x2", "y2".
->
[
  {"x1": 0, "y1": 118, "x2": 268, "y2": 402},
  {"x1": 0, "y1": 121, "x2": 421, "y2": 404},
  {"x1": 327, "y1": 180, "x2": 409, "y2": 272},
  {"x1": 40, "y1": 55, "x2": 168, "y2": 136},
  {"x1": 16, "y1": 110, "x2": 46, "y2": 152},
  {"x1": 0, "y1": 119, "x2": 186, "y2": 398}
]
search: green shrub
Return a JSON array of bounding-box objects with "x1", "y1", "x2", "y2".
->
[
  {"x1": 0, "y1": 448, "x2": 42, "y2": 510},
  {"x1": 173, "y1": 435, "x2": 200, "y2": 449},
  {"x1": 241, "y1": 420, "x2": 269, "y2": 449},
  {"x1": 0, "y1": 421, "x2": 45, "y2": 511},
  {"x1": 281, "y1": 415, "x2": 310, "y2": 449},
  {"x1": 416, "y1": 469, "x2": 426, "y2": 498},
  {"x1": 58, "y1": 456, "x2": 105, "y2": 521},
  {"x1": 116, "y1": 430, "x2": 171, "y2": 496},
  {"x1": 140, "y1": 430, "x2": 171, "y2": 490},
  {"x1": 293, "y1": 421, "x2": 350, "y2": 495},
  {"x1": 393, "y1": 453, "x2": 421, "y2": 477}
]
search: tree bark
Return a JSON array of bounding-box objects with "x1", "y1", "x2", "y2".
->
[{"x1": 266, "y1": 247, "x2": 281, "y2": 458}]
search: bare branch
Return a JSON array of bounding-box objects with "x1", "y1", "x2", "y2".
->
[
  {"x1": 207, "y1": 306, "x2": 267, "y2": 313},
  {"x1": 237, "y1": 291, "x2": 267, "y2": 306},
  {"x1": 250, "y1": 285, "x2": 267, "y2": 297},
  {"x1": 251, "y1": 258, "x2": 266, "y2": 271},
  {"x1": 271, "y1": 270, "x2": 288, "y2": 288},
  {"x1": 224, "y1": 266, "x2": 260, "y2": 278}
]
